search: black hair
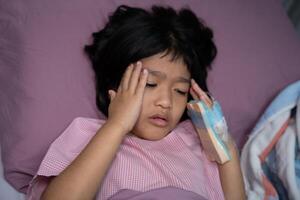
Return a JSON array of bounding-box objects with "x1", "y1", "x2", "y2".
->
[{"x1": 85, "y1": 5, "x2": 217, "y2": 121}]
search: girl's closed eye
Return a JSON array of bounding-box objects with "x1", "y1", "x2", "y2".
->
[
  {"x1": 175, "y1": 89, "x2": 188, "y2": 96},
  {"x1": 146, "y1": 83, "x2": 157, "y2": 87},
  {"x1": 146, "y1": 83, "x2": 187, "y2": 96}
]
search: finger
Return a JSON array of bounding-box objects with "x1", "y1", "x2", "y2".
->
[
  {"x1": 119, "y1": 64, "x2": 134, "y2": 92},
  {"x1": 135, "y1": 68, "x2": 148, "y2": 95},
  {"x1": 186, "y1": 103, "x2": 195, "y2": 111},
  {"x1": 191, "y1": 79, "x2": 206, "y2": 95},
  {"x1": 128, "y1": 61, "x2": 142, "y2": 93},
  {"x1": 189, "y1": 87, "x2": 199, "y2": 100},
  {"x1": 190, "y1": 79, "x2": 205, "y2": 99},
  {"x1": 108, "y1": 90, "x2": 116, "y2": 101},
  {"x1": 200, "y1": 92, "x2": 213, "y2": 107},
  {"x1": 191, "y1": 79, "x2": 213, "y2": 107},
  {"x1": 190, "y1": 86, "x2": 212, "y2": 107}
]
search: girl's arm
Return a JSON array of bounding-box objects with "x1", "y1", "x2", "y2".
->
[
  {"x1": 41, "y1": 62, "x2": 148, "y2": 200},
  {"x1": 189, "y1": 79, "x2": 246, "y2": 200},
  {"x1": 217, "y1": 139, "x2": 246, "y2": 200},
  {"x1": 41, "y1": 121, "x2": 126, "y2": 200}
]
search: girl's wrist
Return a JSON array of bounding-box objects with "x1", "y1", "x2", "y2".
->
[
  {"x1": 217, "y1": 138, "x2": 240, "y2": 166},
  {"x1": 226, "y1": 136, "x2": 239, "y2": 154},
  {"x1": 104, "y1": 119, "x2": 129, "y2": 136}
]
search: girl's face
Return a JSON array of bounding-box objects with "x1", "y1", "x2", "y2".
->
[{"x1": 131, "y1": 52, "x2": 191, "y2": 140}]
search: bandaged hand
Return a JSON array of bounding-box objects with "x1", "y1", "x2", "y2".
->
[{"x1": 187, "y1": 79, "x2": 234, "y2": 164}]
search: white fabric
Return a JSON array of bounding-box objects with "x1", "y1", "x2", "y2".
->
[
  {"x1": 241, "y1": 111, "x2": 290, "y2": 200},
  {"x1": 276, "y1": 123, "x2": 300, "y2": 199},
  {"x1": 0, "y1": 147, "x2": 25, "y2": 200},
  {"x1": 241, "y1": 80, "x2": 300, "y2": 200}
]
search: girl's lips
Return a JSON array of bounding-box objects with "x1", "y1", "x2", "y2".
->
[{"x1": 149, "y1": 117, "x2": 168, "y2": 127}]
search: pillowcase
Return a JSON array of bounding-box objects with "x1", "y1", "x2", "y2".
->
[{"x1": 1, "y1": 0, "x2": 300, "y2": 193}]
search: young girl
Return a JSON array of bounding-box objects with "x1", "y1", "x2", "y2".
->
[{"x1": 26, "y1": 5, "x2": 245, "y2": 200}]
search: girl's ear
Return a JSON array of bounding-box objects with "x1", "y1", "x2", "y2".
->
[{"x1": 108, "y1": 90, "x2": 117, "y2": 101}]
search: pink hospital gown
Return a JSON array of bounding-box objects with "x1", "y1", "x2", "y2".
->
[{"x1": 26, "y1": 117, "x2": 224, "y2": 200}]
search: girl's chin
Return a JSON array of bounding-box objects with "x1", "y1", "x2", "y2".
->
[
  {"x1": 132, "y1": 134, "x2": 168, "y2": 141},
  {"x1": 130, "y1": 120, "x2": 175, "y2": 140},
  {"x1": 131, "y1": 127, "x2": 170, "y2": 141}
]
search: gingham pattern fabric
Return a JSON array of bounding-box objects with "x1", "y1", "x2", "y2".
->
[{"x1": 26, "y1": 117, "x2": 224, "y2": 200}]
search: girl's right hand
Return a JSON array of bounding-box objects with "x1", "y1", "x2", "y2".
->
[{"x1": 106, "y1": 62, "x2": 148, "y2": 134}]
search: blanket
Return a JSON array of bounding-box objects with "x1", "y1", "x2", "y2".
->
[{"x1": 241, "y1": 80, "x2": 300, "y2": 200}]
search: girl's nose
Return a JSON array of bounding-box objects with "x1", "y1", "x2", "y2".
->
[{"x1": 155, "y1": 89, "x2": 172, "y2": 109}]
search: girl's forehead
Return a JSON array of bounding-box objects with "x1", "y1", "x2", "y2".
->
[
  {"x1": 141, "y1": 53, "x2": 190, "y2": 80},
  {"x1": 147, "y1": 69, "x2": 190, "y2": 84}
]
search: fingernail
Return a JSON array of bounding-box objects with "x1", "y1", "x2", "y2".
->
[{"x1": 142, "y1": 68, "x2": 148, "y2": 74}]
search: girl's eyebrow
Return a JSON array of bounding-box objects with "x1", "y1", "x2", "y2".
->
[
  {"x1": 177, "y1": 77, "x2": 191, "y2": 84},
  {"x1": 147, "y1": 69, "x2": 190, "y2": 84}
]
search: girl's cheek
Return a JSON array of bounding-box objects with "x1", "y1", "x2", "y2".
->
[
  {"x1": 174, "y1": 96, "x2": 188, "y2": 109},
  {"x1": 142, "y1": 90, "x2": 151, "y2": 103}
]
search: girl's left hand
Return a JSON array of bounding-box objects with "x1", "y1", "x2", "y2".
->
[
  {"x1": 189, "y1": 79, "x2": 213, "y2": 107},
  {"x1": 189, "y1": 79, "x2": 238, "y2": 151}
]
